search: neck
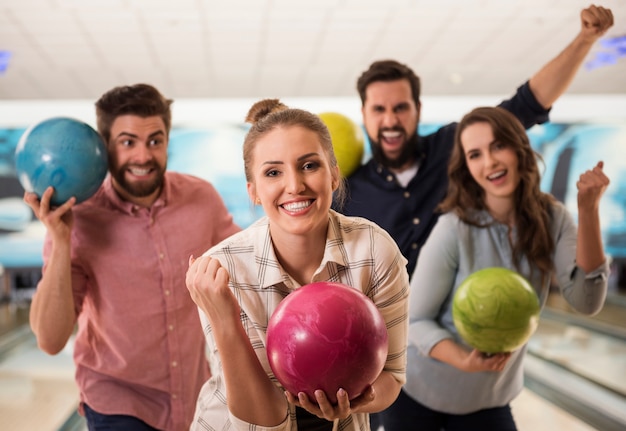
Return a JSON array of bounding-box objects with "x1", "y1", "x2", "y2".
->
[
  {"x1": 486, "y1": 197, "x2": 515, "y2": 227},
  {"x1": 389, "y1": 158, "x2": 417, "y2": 174},
  {"x1": 271, "y1": 229, "x2": 326, "y2": 286},
  {"x1": 112, "y1": 181, "x2": 161, "y2": 208}
]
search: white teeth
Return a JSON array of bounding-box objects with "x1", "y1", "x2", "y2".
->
[
  {"x1": 130, "y1": 167, "x2": 150, "y2": 175},
  {"x1": 282, "y1": 200, "x2": 312, "y2": 211},
  {"x1": 488, "y1": 171, "x2": 505, "y2": 180},
  {"x1": 382, "y1": 131, "x2": 401, "y2": 138}
]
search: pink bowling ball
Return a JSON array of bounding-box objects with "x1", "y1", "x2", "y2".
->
[{"x1": 266, "y1": 281, "x2": 388, "y2": 404}]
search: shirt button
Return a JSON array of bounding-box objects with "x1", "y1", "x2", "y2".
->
[
  {"x1": 172, "y1": 394, "x2": 178, "y2": 400},
  {"x1": 169, "y1": 325, "x2": 174, "y2": 331},
  {"x1": 386, "y1": 175, "x2": 394, "y2": 182},
  {"x1": 159, "y1": 253, "x2": 164, "y2": 260},
  {"x1": 172, "y1": 361, "x2": 178, "y2": 367},
  {"x1": 413, "y1": 218, "x2": 420, "y2": 225},
  {"x1": 404, "y1": 191, "x2": 410, "y2": 198},
  {"x1": 411, "y1": 243, "x2": 418, "y2": 250},
  {"x1": 165, "y1": 290, "x2": 171, "y2": 296}
]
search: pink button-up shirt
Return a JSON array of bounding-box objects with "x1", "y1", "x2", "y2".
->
[{"x1": 40, "y1": 172, "x2": 240, "y2": 431}]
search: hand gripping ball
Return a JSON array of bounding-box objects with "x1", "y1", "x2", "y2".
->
[
  {"x1": 266, "y1": 281, "x2": 388, "y2": 404},
  {"x1": 15, "y1": 117, "x2": 108, "y2": 206},
  {"x1": 452, "y1": 267, "x2": 541, "y2": 354}
]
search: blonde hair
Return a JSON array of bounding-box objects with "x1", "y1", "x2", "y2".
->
[{"x1": 243, "y1": 98, "x2": 346, "y2": 206}]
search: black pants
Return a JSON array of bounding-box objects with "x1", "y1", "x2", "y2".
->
[
  {"x1": 376, "y1": 389, "x2": 517, "y2": 431},
  {"x1": 83, "y1": 404, "x2": 160, "y2": 431},
  {"x1": 296, "y1": 406, "x2": 334, "y2": 431}
]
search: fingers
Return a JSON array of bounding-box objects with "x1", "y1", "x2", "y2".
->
[
  {"x1": 581, "y1": 5, "x2": 614, "y2": 37},
  {"x1": 469, "y1": 349, "x2": 511, "y2": 372},
  {"x1": 577, "y1": 161, "x2": 610, "y2": 190},
  {"x1": 316, "y1": 389, "x2": 350, "y2": 419},
  {"x1": 346, "y1": 385, "x2": 375, "y2": 412},
  {"x1": 24, "y1": 187, "x2": 75, "y2": 225},
  {"x1": 23, "y1": 191, "x2": 41, "y2": 212},
  {"x1": 186, "y1": 256, "x2": 231, "y2": 299},
  {"x1": 287, "y1": 389, "x2": 353, "y2": 421}
]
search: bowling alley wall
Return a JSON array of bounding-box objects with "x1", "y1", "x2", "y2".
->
[{"x1": 1, "y1": 95, "x2": 626, "y2": 299}]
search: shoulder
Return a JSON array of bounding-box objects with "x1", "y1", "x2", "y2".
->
[
  {"x1": 166, "y1": 171, "x2": 216, "y2": 191},
  {"x1": 548, "y1": 199, "x2": 575, "y2": 228},
  {"x1": 164, "y1": 172, "x2": 226, "y2": 203},
  {"x1": 435, "y1": 211, "x2": 464, "y2": 230},
  {"x1": 330, "y1": 210, "x2": 398, "y2": 248},
  {"x1": 205, "y1": 216, "x2": 268, "y2": 256}
]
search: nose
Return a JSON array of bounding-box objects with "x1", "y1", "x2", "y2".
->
[
  {"x1": 285, "y1": 169, "x2": 306, "y2": 194},
  {"x1": 381, "y1": 110, "x2": 399, "y2": 128},
  {"x1": 483, "y1": 150, "x2": 497, "y2": 168},
  {"x1": 132, "y1": 143, "x2": 153, "y2": 164}
]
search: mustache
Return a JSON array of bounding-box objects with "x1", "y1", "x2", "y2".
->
[{"x1": 379, "y1": 126, "x2": 405, "y2": 135}]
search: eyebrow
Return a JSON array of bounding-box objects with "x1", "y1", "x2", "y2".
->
[
  {"x1": 261, "y1": 152, "x2": 320, "y2": 165},
  {"x1": 465, "y1": 138, "x2": 497, "y2": 154},
  {"x1": 114, "y1": 130, "x2": 165, "y2": 140}
]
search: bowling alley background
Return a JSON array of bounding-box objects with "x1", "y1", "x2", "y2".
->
[{"x1": 0, "y1": 97, "x2": 625, "y2": 301}]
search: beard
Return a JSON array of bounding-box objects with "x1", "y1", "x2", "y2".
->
[
  {"x1": 369, "y1": 129, "x2": 420, "y2": 170},
  {"x1": 110, "y1": 162, "x2": 166, "y2": 198}
]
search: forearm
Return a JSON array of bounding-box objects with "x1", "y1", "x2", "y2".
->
[
  {"x1": 29, "y1": 241, "x2": 76, "y2": 354},
  {"x1": 528, "y1": 33, "x2": 595, "y2": 109},
  {"x1": 576, "y1": 208, "x2": 605, "y2": 272},
  {"x1": 360, "y1": 371, "x2": 402, "y2": 414},
  {"x1": 429, "y1": 338, "x2": 468, "y2": 369},
  {"x1": 529, "y1": 5, "x2": 614, "y2": 109},
  {"x1": 215, "y1": 322, "x2": 287, "y2": 426}
]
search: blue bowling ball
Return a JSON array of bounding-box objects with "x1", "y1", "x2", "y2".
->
[{"x1": 15, "y1": 117, "x2": 108, "y2": 206}]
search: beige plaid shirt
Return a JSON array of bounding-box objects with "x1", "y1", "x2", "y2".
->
[{"x1": 191, "y1": 210, "x2": 409, "y2": 431}]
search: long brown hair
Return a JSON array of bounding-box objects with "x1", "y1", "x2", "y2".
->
[{"x1": 440, "y1": 107, "x2": 556, "y2": 281}]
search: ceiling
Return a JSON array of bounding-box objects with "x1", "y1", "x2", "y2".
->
[{"x1": 1, "y1": 0, "x2": 625, "y2": 101}]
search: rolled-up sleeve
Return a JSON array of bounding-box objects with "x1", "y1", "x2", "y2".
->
[{"x1": 552, "y1": 203, "x2": 609, "y2": 316}]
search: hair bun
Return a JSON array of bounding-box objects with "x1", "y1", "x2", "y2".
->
[{"x1": 245, "y1": 99, "x2": 288, "y2": 124}]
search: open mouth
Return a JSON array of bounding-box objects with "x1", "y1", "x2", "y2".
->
[
  {"x1": 281, "y1": 200, "x2": 313, "y2": 212},
  {"x1": 381, "y1": 130, "x2": 404, "y2": 148},
  {"x1": 487, "y1": 170, "x2": 507, "y2": 181},
  {"x1": 127, "y1": 165, "x2": 155, "y2": 178}
]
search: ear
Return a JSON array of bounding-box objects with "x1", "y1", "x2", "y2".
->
[
  {"x1": 331, "y1": 165, "x2": 340, "y2": 191},
  {"x1": 247, "y1": 182, "x2": 256, "y2": 204}
]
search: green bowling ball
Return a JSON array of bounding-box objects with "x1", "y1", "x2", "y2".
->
[{"x1": 452, "y1": 267, "x2": 541, "y2": 354}]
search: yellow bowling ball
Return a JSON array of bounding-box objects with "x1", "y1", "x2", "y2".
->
[{"x1": 319, "y1": 112, "x2": 365, "y2": 178}]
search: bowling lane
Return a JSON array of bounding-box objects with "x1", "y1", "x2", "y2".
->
[
  {"x1": 0, "y1": 321, "x2": 80, "y2": 431},
  {"x1": 524, "y1": 291, "x2": 626, "y2": 431},
  {"x1": 1, "y1": 299, "x2": 623, "y2": 431}
]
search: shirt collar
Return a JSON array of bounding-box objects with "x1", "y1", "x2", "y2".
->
[{"x1": 252, "y1": 211, "x2": 348, "y2": 289}]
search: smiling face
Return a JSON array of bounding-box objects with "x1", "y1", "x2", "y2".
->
[
  {"x1": 107, "y1": 114, "x2": 168, "y2": 207},
  {"x1": 361, "y1": 79, "x2": 420, "y2": 170},
  {"x1": 460, "y1": 121, "x2": 521, "y2": 209},
  {"x1": 246, "y1": 125, "x2": 339, "y2": 239}
]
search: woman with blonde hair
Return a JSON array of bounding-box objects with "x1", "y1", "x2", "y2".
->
[{"x1": 186, "y1": 99, "x2": 410, "y2": 430}]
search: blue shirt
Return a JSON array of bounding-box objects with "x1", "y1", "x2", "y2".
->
[
  {"x1": 405, "y1": 205, "x2": 609, "y2": 414},
  {"x1": 337, "y1": 82, "x2": 550, "y2": 277}
]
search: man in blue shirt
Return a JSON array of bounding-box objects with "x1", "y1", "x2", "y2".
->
[
  {"x1": 339, "y1": 5, "x2": 614, "y2": 280},
  {"x1": 336, "y1": 5, "x2": 614, "y2": 431}
]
